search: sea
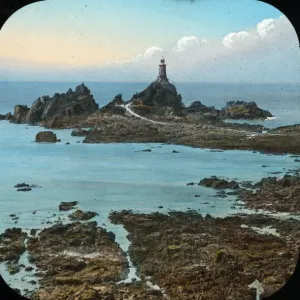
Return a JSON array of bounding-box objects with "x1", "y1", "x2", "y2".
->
[{"x1": 0, "y1": 81, "x2": 300, "y2": 294}]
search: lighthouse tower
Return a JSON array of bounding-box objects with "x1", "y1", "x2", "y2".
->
[{"x1": 157, "y1": 58, "x2": 168, "y2": 83}]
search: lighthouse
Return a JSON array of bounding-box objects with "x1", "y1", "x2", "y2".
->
[{"x1": 157, "y1": 58, "x2": 168, "y2": 82}]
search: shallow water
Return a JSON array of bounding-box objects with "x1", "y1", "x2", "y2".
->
[{"x1": 1, "y1": 120, "x2": 300, "y2": 293}]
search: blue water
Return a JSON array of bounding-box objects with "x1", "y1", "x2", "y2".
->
[
  {"x1": 1, "y1": 81, "x2": 300, "y2": 128},
  {"x1": 1, "y1": 81, "x2": 300, "y2": 294}
]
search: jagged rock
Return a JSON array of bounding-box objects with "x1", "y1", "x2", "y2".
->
[
  {"x1": 41, "y1": 83, "x2": 98, "y2": 120},
  {"x1": 186, "y1": 101, "x2": 220, "y2": 116},
  {"x1": 35, "y1": 131, "x2": 58, "y2": 143},
  {"x1": 5, "y1": 112, "x2": 12, "y2": 120},
  {"x1": 99, "y1": 94, "x2": 126, "y2": 115},
  {"x1": 12, "y1": 83, "x2": 98, "y2": 125},
  {"x1": 130, "y1": 80, "x2": 184, "y2": 116},
  {"x1": 10, "y1": 105, "x2": 30, "y2": 124},
  {"x1": 220, "y1": 101, "x2": 273, "y2": 120},
  {"x1": 26, "y1": 95, "x2": 51, "y2": 125}
]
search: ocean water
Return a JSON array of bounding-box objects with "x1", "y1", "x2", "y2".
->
[
  {"x1": 0, "y1": 81, "x2": 300, "y2": 128},
  {"x1": 1, "y1": 81, "x2": 300, "y2": 294}
]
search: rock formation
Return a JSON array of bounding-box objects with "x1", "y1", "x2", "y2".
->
[
  {"x1": 0, "y1": 112, "x2": 12, "y2": 121},
  {"x1": 219, "y1": 100, "x2": 273, "y2": 119},
  {"x1": 129, "y1": 79, "x2": 184, "y2": 116},
  {"x1": 10, "y1": 105, "x2": 30, "y2": 124},
  {"x1": 99, "y1": 94, "x2": 126, "y2": 115},
  {"x1": 35, "y1": 131, "x2": 59, "y2": 143},
  {"x1": 10, "y1": 83, "x2": 99, "y2": 125}
]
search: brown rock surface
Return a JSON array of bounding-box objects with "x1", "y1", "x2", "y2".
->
[
  {"x1": 35, "y1": 131, "x2": 58, "y2": 143},
  {"x1": 110, "y1": 210, "x2": 300, "y2": 300}
]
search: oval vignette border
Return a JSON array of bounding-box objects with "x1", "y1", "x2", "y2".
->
[{"x1": 0, "y1": 0, "x2": 299, "y2": 300}]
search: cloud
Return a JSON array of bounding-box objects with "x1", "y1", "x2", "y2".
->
[
  {"x1": 222, "y1": 31, "x2": 256, "y2": 48},
  {"x1": 257, "y1": 18, "x2": 275, "y2": 37},
  {"x1": 172, "y1": 36, "x2": 207, "y2": 52},
  {"x1": 1, "y1": 15, "x2": 299, "y2": 83}
]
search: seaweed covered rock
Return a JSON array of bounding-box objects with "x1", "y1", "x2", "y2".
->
[
  {"x1": 35, "y1": 131, "x2": 58, "y2": 143},
  {"x1": 220, "y1": 101, "x2": 273, "y2": 120},
  {"x1": 198, "y1": 176, "x2": 239, "y2": 189},
  {"x1": 68, "y1": 210, "x2": 99, "y2": 221}
]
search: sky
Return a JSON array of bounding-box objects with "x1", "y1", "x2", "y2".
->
[{"x1": 0, "y1": 0, "x2": 299, "y2": 82}]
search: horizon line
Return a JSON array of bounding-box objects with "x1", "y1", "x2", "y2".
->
[{"x1": 0, "y1": 80, "x2": 298, "y2": 85}]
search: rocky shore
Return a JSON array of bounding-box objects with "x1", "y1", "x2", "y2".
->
[
  {"x1": 110, "y1": 210, "x2": 300, "y2": 300},
  {"x1": 3, "y1": 203, "x2": 299, "y2": 300}
]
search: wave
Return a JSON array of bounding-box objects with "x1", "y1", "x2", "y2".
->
[{"x1": 266, "y1": 116, "x2": 277, "y2": 120}]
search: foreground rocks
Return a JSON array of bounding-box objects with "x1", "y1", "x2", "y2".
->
[
  {"x1": 239, "y1": 174, "x2": 300, "y2": 213},
  {"x1": 27, "y1": 221, "x2": 128, "y2": 298},
  {"x1": 110, "y1": 210, "x2": 299, "y2": 300},
  {"x1": 35, "y1": 131, "x2": 59, "y2": 143},
  {"x1": 0, "y1": 228, "x2": 27, "y2": 263}
]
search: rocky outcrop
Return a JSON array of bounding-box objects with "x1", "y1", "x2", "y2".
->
[
  {"x1": 185, "y1": 101, "x2": 219, "y2": 116},
  {"x1": 71, "y1": 128, "x2": 91, "y2": 137},
  {"x1": 58, "y1": 201, "x2": 78, "y2": 211},
  {"x1": 0, "y1": 228, "x2": 27, "y2": 263},
  {"x1": 198, "y1": 176, "x2": 240, "y2": 189},
  {"x1": 26, "y1": 95, "x2": 51, "y2": 125},
  {"x1": 99, "y1": 94, "x2": 126, "y2": 115},
  {"x1": 0, "y1": 112, "x2": 12, "y2": 121},
  {"x1": 27, "y1": 221, "x2": 128, "y2": 298},
  {"x1": 130, "y1": 80, "x2": 184, "y2": 116},
  {"x1": 219, "y1": 101, "x2": 273, "y2": 120},
  {"x1": 10, "y1": 105, "x2": 30, "y2": 124},
  {"x1": 11, "y1": 83, "x2": 99, "y2": 125},
  {"x1": 35, "y1": 131, "x2": 58, "y2": 143},
  {"x1": 68, "y1": 209, "x2": 99, "y2": 220},
  {"x1": 240, "y1": 174, "x2": 300, "y2": 213}
]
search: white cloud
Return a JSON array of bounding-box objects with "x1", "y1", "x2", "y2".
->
[
  {"x1": 172, "y1": 36, "x2": 208, "y2": 52},
  {"x1": 1, "y1": 15, "x2": 299, "y2": 83},
  {"x1": 257, "y1": 18, "x2": 275, "y2": 37},
  {"x1": 223, "y1": 31, "x2": 255, "y2": 48}
]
